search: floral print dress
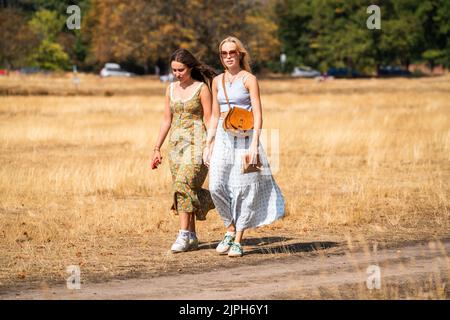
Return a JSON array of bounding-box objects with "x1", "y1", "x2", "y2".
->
[{"x1": 168, "y1": 81, "x2": 215, "y2": 220}]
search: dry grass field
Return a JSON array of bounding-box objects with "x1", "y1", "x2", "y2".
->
[{"x1": 0, "y1": 72, "x2": 449, "y2": 298}]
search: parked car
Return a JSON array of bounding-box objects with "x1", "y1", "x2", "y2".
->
[
  {"x1": 100, "y1": 63, "x2": 134, "y2": 77},
  {"x1": 291, "y1": 66, "x2": 321, "y2": 78},
  {"x1": 159, "y1": 73, "x2": 175, "y2": 82},
  {"x1": 326, "y1": 67, "x2": 361, "y2": 78},
  {"x1": 378, "y1": 66, "x2": 411, "y2": 76},
  {"x1": 19, "y1": 67, "x2": 46, "y2": 74}
]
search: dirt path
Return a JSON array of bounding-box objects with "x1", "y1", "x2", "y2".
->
[{"x1": 3, "y1": 240, "x2": 449, "y2": 299}]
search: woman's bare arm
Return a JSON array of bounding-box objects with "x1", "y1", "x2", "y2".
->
[
  {"x1": 154, "y1": 85, "x2": 173, "y2": 149},
  {"x1": 245, "y1": 73, "x2": 263, "y2": 148},
  {"x1": 200, "y1": 83, "x2": 213, "y2": 129},
  {"x1": 206, "y1": 76, "x2": 220, "y2": 148}
]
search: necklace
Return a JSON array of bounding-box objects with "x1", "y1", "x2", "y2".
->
[{"x1": 226, "y1": 70, "x2": 241, "y2": 86}]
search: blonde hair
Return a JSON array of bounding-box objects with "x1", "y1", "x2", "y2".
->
[{"x1": 219, "y1": 36, "x2": 251, "y2": 72}]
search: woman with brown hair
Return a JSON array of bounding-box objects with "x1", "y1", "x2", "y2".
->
[
  {"x1": 203, "y1": 36, "x2": 285, "y2": 257},
  {"x1": 151, "y1": 48, "x2": 216, "y2": 252}
]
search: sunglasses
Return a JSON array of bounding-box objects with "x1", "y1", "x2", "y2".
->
[{"x1": 220, "y1": 50, "x2": 238, "y2": 58}]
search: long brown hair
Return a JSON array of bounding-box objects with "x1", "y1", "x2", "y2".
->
[
  {"x1": 219, "y1": 36, "x2": 251, "y2": 72},
  {"x1": 170, "y1": 49, "x2": 217, "y2": 91}
]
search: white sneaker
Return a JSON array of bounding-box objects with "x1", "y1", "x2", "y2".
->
[
  {"x1": 171, "y1": 234, "x2": 190, "y2": 253},
  {"x1": 189, "y1": 237, "x2": 199, "y2": 251},
  {"x1": 216, "y1": 233, "x2": 236, "y2": 255},
  {"x1": 228, "y1": 243, "x2": 243, "y2": 257}
]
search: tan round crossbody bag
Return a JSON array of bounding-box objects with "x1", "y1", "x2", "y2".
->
[
  {"x1": 221, "y1": 73, "x2": 254, "y2": 137},
  {"x1": 221, "y1": 74, "x2": 261, "y2": 173}
]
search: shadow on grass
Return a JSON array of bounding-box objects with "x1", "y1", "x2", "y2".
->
[
  {"x1": 245, "y1": 239, "x2": 340, "y2": 255},
  {"x1": 199, "y1": 236, "x2": 340, "y2": 255}
]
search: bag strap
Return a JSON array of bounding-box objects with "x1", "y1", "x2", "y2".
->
[{"x1": 221, "y1": 73, "x2": 232, "y2": 111}]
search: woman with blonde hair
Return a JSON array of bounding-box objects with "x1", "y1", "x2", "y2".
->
[
  {"x1": 203, "y1": 36, "x2": 285, "y2": 257},
  {"x1": 151, "y1": 48, "x2": 216, "y2": 252}
]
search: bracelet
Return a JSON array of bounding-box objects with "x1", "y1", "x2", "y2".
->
[{"x1": 153, "y1": 147, "x2": 160, "y2": 152}]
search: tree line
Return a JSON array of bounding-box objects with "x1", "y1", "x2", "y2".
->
[{"x1": 0, "y1": 0, "x2": 448, "y2": 75}]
